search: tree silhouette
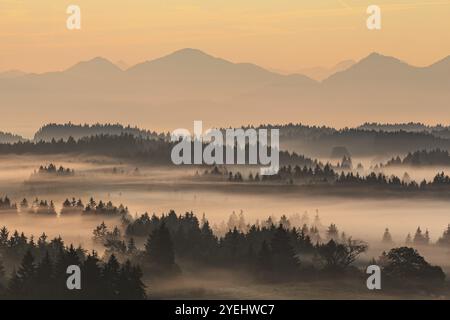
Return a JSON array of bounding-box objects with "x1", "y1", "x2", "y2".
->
[
  {"x1": 382, "y1": 228, "x2": 393, "y2": 244},
  {"x1": 8, "y1": 250, "x2": 36, "y2": 298},
  {"x1": 145, "y1": 223, "x2": 179, "y2": 275},
  {"x1": 380, "y1": 247, "x2": 445, "y2": 290}
]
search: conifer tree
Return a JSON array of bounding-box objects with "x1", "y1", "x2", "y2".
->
[
  {"x1": 382, "y1": 228, "x2": 393, "y2": 244},
  {"x1": 35, "y1": 251, "x2": 54, "y2": 298},
  {"x1": 81, "y1": 251, "x2": 103, "y2": 299},
  {"x1": 145, "y1": 223, "x2": 179, "y2": 274},
  {"x1": 117, "y1": 260, "x2": 146, "y2": 299},
  {"x1": 270, "y1": 225, "x2": 299, "y2": 275},
  {"x1": 8, "y1": 250, "x2": 36, "y2": 298},
  {"x1": 102, "y1": 254, "x2": 121, "y2": 299}
]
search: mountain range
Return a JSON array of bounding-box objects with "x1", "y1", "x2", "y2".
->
[{"x1": 0, "y1": 48, "x2": 449, "y2": 136}]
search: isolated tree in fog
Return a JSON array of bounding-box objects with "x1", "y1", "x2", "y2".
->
[
  {"x1": 405, "y1": 233, "x2": 412, "y2": 245},
  {"x1": 382, "y1": 228, "x2": 393, "y2": 244}
]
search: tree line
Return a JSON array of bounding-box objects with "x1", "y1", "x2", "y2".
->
[
  {"x1": 202, "y1": 164, "x2": 450, "y2": 191},
  {"x1": 117, "y1": 210, "x2": 447, "y2": 290},
  {"x1": 0, "y1": 226, "x2": 145, "y2": 299},
  {"x1": 32, "y1": 163, "x2": 75, "y2": 177},
  {"x1": 383, "y1": 149, "x2": 450, "y2": 167},
  {"x1": 0, "y1": 196, "x2": 129, "y2": 216},
  {"x1": 33, "y1": 123, "x2": 166, "y2": 142}
]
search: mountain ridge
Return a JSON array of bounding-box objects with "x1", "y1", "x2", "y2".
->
[{"x1": 0, "y1": 49, "x2": 449, "y2": 135}]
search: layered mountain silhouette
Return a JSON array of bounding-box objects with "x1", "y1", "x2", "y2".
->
[
  {"x1": 297, "y1": 59, "x2": 355, "y2": 81},
  {"x1": 1, "y1": 48, "x2": 449, "y2": 136}
]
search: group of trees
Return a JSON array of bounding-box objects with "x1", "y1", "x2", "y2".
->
[
  {"x1": 4, "y1": 121, "x2": 450, "y2": 162},
  {"x1": 106, "y1": 209, "x2": 447, "y2": 290},
  {"x1": 204, "y1": 164, "x2": 450, "y2": 192},
  {"x1": 18, "y1": 198, "x2": 57, "y2": 215},
  {"x1": 359, "y1": 122, "x2": 450, "y2": 139},
  {"x1": 0, "y1": 196, "x2": 16, "y2": 212},
  {"x1": 383, "y1": 149, "x2": 450, "y2": 167},
  {"x1": 33, "y1": 163, "x2": 75, "y2": 177},
  {"x1": 203, "y1": 164, "x2": 337, "y2": 184},
  {"x1": 92, "y1": 223, "x2": 139, "y2": 262},
  {"x1": 33, "y1": 123, "x2": 164, "y2": 142},
  {"x1": 0, "y1": 132, "x2": 317, "y2": 169},
  {"x1": 0, "y1": 131, "x2": 26, "y2": 144},
  {"x1": 0, "y1": 134, "x2": 174, "y2": 165},
  {"x1": 1, "y1": 196, "x2": 129, "y2": 216},
  {"x1": 400, "y1": 225, "x2": 450, "y2": 248},
  {"x1": 0, "y1": 226, "x2": 146, "y2": 299},
  {"x1": 83, "y1": 198, "x2": 129, "y2": 216},
  {"x1": 120, "y1": 210, "x2": 368, "y2": 280},
  {"x1": 383, "y1": 225, "x2": 450, "y2": 248}
]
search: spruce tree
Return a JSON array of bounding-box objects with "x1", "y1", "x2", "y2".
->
[
  {"x1": 117, "y1": 260, "x2": 146, "y2": 299},
  {"x1": 270, "y1": 225, "x2": 299, "y2": 276},
  {"x1": 102, "y1": 254, "x2": 121, "y2": 299},
  {"x1": 257, "y1": 240, "x2": 273, "y2": 275},
  {"x1": 35, "y1": 251, "x2": 54, "y2": 298},
  {"x1": 145, "y1": 223, "x2": 176, "y2": 270},
  {"x1": 0, "y1": 259, "x2": 5, "y2": 286},
  {"x1": 8, "y1": 250, "x2": 36, "y2": 298},
  {"x1": 81, "y1": 251, "x2": 103, "y2": 299},
  {"x1": 382, "y1": 228, "x2": 393, "y2": 244}
]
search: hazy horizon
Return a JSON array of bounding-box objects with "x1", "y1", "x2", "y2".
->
[
  {"x1": 1, "y1": 48, "x2": 449, "y2": 76},
  {"x1": 2, "y1": 1, "x2": 450, "y2": 73}
]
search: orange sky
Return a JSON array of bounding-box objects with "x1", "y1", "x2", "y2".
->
[{"x1": 1, "y1": 0, "x2": 450, "y2": 73}]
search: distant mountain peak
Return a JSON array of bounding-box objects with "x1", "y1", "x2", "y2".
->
[
  {"x1": 66, "y1": 57, "x2": 122, "y2": 75},
  {"x1": 359, "y1": 52, "x2": 408, "y2": 66},
  {"x1": 323, "y1": 52, "x2": 418, "y2": 85},
  {"x1": 126, "y1": 48, "x2": 236, "y2": 75},
  {"x1": 150, "y1": 48, "x2": 225, "y2": 66},
  {"x1": 169, "y1": 48, "x2": 212, "y2": 57}
]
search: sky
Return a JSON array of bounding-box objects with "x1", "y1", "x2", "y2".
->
[{"x1": 1, "y1": 0, "x2": 450, "y2": 73}]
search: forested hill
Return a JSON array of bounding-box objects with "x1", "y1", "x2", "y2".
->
[
  {"x1": 33, "y1": 123, "x2": 166, "y2": 142},
  {"x1": 1, "y1": 134, "x2": 173, "y2": 164},
  {"x1": 0, "y1": 131, "x2": 26, "y2": 144},
  {"x1": 358, "y1": 122, "x2": 450, "y2": 139},
  {"x1": 383, "y1": 149, "x2": 450, "y2": 167},
  {"x1": 0, "y1": 133, "x2": 318, "y2": 167},
  {"x1": 260, "y1": 124, "x2": 450, "y2": 157},
  {"x1": 6, "y1": 122, "x2": 450, "y2": 158}
]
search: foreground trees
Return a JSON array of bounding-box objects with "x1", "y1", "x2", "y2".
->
[
  {"x1": 145, "y1": 223, "x2": 180, "y2": 277},
  {"x1": 0, "y1": 227, "x2": 146, "y2": 300},
  {"x1": 5, "y1": 249, "x2": 146, "y2": 300}
]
